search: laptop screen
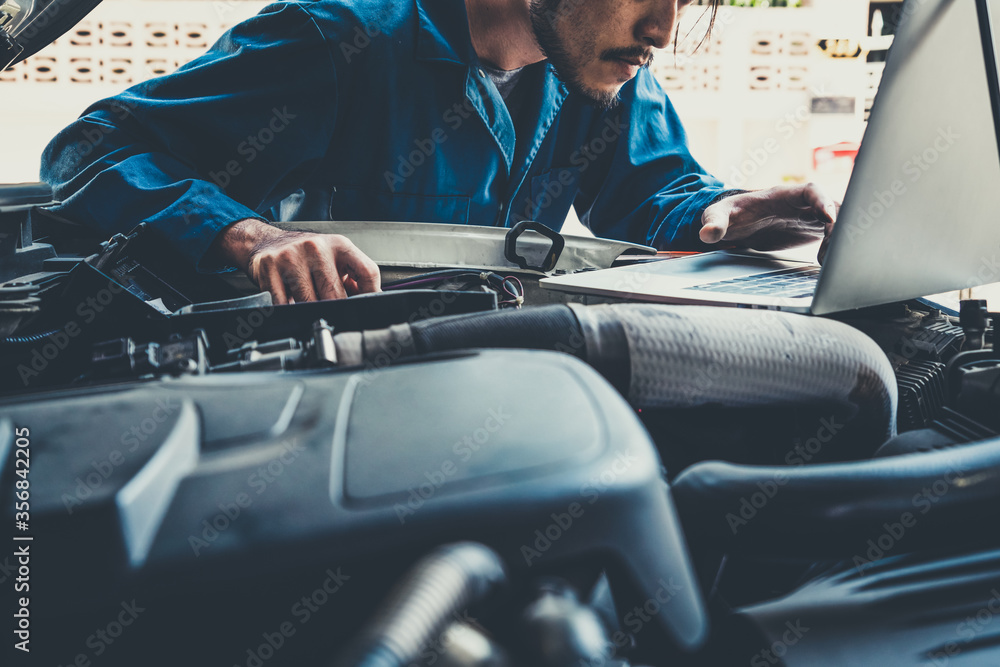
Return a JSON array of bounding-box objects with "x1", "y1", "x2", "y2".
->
[{"x1": 813, "y1": 0, "x2": 1000, "y2": 315}]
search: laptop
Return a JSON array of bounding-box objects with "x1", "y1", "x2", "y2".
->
[{"x1": 542, "y1": 0, "x2": 1000, "y2": 316}]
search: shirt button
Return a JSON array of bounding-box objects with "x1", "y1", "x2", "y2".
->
[{"x1": 478, "y1": 68, "x2": 486, "y2": 78}]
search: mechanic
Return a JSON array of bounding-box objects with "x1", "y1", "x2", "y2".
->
[{"x1": 40, "y1": 0, "x2": 839, "y2": 304}]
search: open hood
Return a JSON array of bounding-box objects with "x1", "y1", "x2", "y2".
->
[{"x1": 1, "y1": 0, "x2": 103, "y2": 71}]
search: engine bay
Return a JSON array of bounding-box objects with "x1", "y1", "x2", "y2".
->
[{"x1": 4, "y1": 183, "x2": 1000, "y2": 666}]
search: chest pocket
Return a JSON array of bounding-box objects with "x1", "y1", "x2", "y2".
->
[
  {"x1": 330, "y1": 186, "x2": 471, "y2": 225},
  {"x1": 527, "y1": 167, "x2": 582, "y2": 229}
]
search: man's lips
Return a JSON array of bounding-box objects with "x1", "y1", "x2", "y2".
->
[{"x1": 610, "y1": 55, "x2": 649, "y2": 67}]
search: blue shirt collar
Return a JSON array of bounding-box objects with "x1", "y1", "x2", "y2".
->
[{"x1": 414, "y1": 0, "x2": 475, "y2": 65}]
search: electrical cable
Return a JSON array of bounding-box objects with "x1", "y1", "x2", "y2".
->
[{"x1": 383, "y1": 270, "x2": 524, "y2": 308}]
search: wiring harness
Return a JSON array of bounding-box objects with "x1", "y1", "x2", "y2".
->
[{"x1": 382, "y1": 269, "x2": 525, "y2": 308}]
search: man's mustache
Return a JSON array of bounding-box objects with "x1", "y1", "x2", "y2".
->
[{"x1": 601, "y1": 46, "x2": 655, "y2": 68}]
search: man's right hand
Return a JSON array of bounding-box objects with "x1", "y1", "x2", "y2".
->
[{"x1": 212, "y1": 219, "x2": 381, "y2": 304}]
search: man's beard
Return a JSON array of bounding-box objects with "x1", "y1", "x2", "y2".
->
[{"x1": 528, "y1": 0, "x2": 621, "y2": 110}]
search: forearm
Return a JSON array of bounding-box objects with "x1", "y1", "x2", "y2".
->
[
  {"x1": 40, "y1": 2, "x2": 340, "y2": 271},
  {"x1": 41, "y1": 113, "x2": 268, "y2": 271}
]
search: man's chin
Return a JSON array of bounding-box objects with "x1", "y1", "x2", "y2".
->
[
  {"x1": 571, "y1": 66, "x2": 632, "y2": 109},
  {"x1": 575, "y1": 82, "x2": 623, "y2": 110}
]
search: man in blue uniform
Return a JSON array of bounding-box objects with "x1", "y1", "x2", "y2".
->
[{"x1": 41, "y1": 0, "x2": 838, "y2": 304}]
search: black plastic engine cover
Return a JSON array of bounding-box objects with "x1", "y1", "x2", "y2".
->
[
  {"x1": 0, "y1": 349, "x2": 703, "y2": 665},
  {"x1": 738, "y1": 547, "x2": 1000, "y2": 666}
]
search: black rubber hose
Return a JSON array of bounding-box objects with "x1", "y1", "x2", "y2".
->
[
  {"x1": 403, "y1": 305, "x2": 633, "y2": 392},
  {"x1": 409, "y1": 305, "x2": 586, "y2": 358},
  {"x1": 332, "y1": 543, "x2": 507, "y2": 667},
  {"x1": 672, "y1": 435, "x2": 1000, "y2": 559},
  {"x1": 340, "y1": 304, "x2": 896, "y2": 451}
]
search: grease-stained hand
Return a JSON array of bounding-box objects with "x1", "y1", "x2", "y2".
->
[{"x1": 213, "y1": 219, "x2": 381, "y2": 304}]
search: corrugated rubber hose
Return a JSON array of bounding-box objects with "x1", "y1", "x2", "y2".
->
[
  {"x1": 333, "y1": 543, "x2": 507, "y2": 667},
  {"x1": 335, "y1": 303, "x2": 897, "y2": 441}
]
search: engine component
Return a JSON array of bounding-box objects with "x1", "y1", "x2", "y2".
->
[
  {"x1": 895, "y1": 358, "x2": 948, "y2": 432},
  {"x1": 383, "y1": 270, "x2": 525, "y2": 309},
  {"x1": 518, "y1": 579, "x2": 627, "y2": 667},
  {"x1": 329, "y1": 303, "x2": 898, "y2": 457},
  {"x1": 0, "y1": 183, "x2": 57, "y2": 283},
  {"x1": 0, "y1": 280, "x2": 41, "y2": 336},
  {"x1": 672, "y1": 432, "x2": 1000, "y2": 560},
  {"x1": 960, "y1": 299, "x2": 991, "y2": 351},
  {"x1": 737, "y1": 546, "x2": 1000, "y2": 666},
  {"x1": 948, "y1": 350, "x2": 1000, "y2": 431},
  {"x1": 1, "y1": 349, "x2": 706, "y2": 663},
  {"x1": 91, "y1": 330, "x2": 209, "y2": 378},
  {"x1": 875, "y1": 407, "x2": 997, "y2": 457},
  {"x1": 334, "y1": 543, "x2": 507, "y2": 667}
]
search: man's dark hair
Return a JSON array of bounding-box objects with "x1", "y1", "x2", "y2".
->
[{"x1": 677, "y1": 0, "x2": 723, "y2": 58}]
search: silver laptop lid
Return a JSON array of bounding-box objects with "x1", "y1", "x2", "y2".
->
[{"x1": 813, "y1": 0, "x2": 1000, "y2": 315}]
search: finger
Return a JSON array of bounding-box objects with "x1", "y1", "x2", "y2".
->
[
  {"x1": 302, "y1": 242, "x2": 348, "y2": 301},
  {"x1": 342, "y1": 274, "x2": 361, "y2": 296},
  {"x1": 318, "y1": 266, "x2": 348, "y2": 301},
  {"x1": 254, "y1": 256, "x2": 289, "y2": 306},
  {"x1": 800, "y1": 183, "x2": 838, "y2": 223},
  {"x1": 312, "y1": 267, "x2": 348, "y2": 301},
  {"x1": 818, "y1": 234, "x2": 831, "y2": 266},
  {"x1": 336, "y1": 242, "x2": 381, "y2": 293},
  {"x1": 283, "y1": 263, "x2": 319, "y2": 303},
  {"x1": 700, "y1": 201, "x2": 732, "y2": 244}
]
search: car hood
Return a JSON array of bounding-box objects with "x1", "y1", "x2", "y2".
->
[{"x1": 1, "y1": 0, "x2": 103, "y2": 70}]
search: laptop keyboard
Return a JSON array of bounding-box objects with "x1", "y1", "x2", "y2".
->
[{"x1": 688, "y1": 266, "x2": 821, "y2": 299}]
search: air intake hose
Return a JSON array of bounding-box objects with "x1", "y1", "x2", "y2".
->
[{"x1": 334, "y1": 304, "x2": 897, "y2": 439}]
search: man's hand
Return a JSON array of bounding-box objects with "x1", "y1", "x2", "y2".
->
[
  {"x1": 212, "y1": 219, "x2": 381, "y2": 304},
  {"x1": 700, "y1": 183, "x2": 840, "y2": 263}
]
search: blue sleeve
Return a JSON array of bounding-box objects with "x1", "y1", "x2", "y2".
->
[
  {"x1": 39, "y1": 2, "x2": 341, "y2": 272},
  {"x1": 576, "y1": 70, "x2": 733, "y2": 251}
]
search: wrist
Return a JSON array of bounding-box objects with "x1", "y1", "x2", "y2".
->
[{"x1": 211, "y1": 218, "x2": 276, "y2": 272}]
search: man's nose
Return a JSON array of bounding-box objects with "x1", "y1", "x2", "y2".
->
[{"x1": 636, "y1": 0, "x2": 677, "y2": 50}]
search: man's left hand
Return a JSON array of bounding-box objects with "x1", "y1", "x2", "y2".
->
[{"x1": 699, "y1": 183, "x2": 840, "y2": 263}]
